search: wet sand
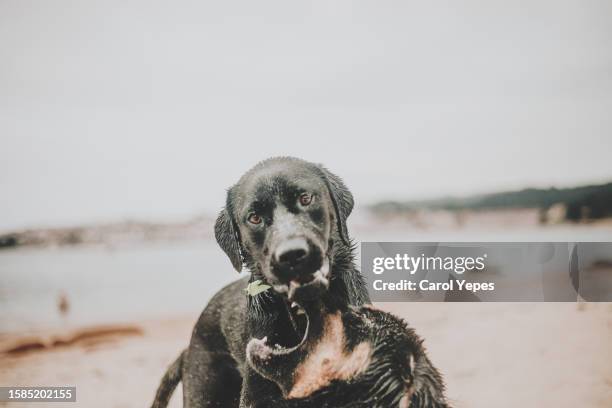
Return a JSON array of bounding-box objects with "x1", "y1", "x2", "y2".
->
[{"x1": 1, "y1": 303, "x2": 611, "y2": 408}]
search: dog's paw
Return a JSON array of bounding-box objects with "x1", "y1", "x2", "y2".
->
[{"x1": 246, "y1": 336, "x2": 273, "y2": 363}]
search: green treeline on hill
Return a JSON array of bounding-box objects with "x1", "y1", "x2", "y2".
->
[{"x1": 371, "y1": 182, "x2": 612, "y2": 222}]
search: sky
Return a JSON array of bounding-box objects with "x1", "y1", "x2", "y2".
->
[{"x1": 1, "y1": 1, "x2": 612, "y2": 231}]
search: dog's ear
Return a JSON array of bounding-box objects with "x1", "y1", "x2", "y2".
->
[
  {"x1": 318, "y1": 165, "x2": 354, "y2": 246},
  {"x1": 214, "y1": 203, "x2": 243, "y2": 272}
]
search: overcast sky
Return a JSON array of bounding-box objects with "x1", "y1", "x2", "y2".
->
[{"x1": 1, "y1": 1, "x2": 611, "y2": 231}]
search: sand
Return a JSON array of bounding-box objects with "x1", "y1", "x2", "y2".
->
[{"x1": 1, "y1": 303, "x2": 611, "y2": 408}]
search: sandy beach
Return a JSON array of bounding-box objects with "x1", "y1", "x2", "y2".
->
[{"x1": 1, "y1": 302, "x2": 611, "y2": 408}]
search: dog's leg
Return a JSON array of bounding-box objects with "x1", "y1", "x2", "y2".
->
[{"x1": 182, "y1": 339, "x2": 242, "y2": 408}]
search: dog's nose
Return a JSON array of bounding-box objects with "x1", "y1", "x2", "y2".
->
[{"x1": 274, "y1": 238, "x2": 309, "y2": 267}]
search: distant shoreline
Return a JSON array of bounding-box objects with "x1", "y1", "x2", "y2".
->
[
  {"x1": 0, "y1": 216, "x2": 215, "y2": 250},
  {"x1": 370, "y1": 181, "x2": 612, "y2": 223},
  {"x1": 1, "y1": 208, "x2": 611, "y2": 251}
]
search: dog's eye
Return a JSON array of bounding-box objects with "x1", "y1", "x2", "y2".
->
[
  {"x1": 248, "y1": 213, "x2": 262, "y2": 225},
  {"x1": 299, "y1": 193, "x2": 313, "y2": 206}
]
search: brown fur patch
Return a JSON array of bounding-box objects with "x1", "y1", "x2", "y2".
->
[{"x1": 287, "y1": 312, "x2": 372, "y2": 399}]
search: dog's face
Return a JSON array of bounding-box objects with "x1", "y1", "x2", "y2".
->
[{"x1": 215, "y1": 157, "x2": 353, "y2": 299}]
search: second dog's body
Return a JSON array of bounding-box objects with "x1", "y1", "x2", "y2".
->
[{"x1": 247, "y1": 298, "x2": 450, "y2": 408}]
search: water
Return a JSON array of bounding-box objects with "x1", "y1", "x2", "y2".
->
[
  {"x1": 1, "y1": 224, "x2": 610, "y2": 334},
  {"x1": 0, "y1": 241, "x2": 238, "y2": 334}
]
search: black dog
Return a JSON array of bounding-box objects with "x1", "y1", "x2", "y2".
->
[
  {"x1": 151, "y1": 157, "x2": 370, "y2": 407},
  {"x1": 246, "y1": 289, "x2": 449, "y2": 408}
]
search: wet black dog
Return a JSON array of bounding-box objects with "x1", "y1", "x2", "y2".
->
[
  {"x1": 151, "y1": 157, "x2": 370, "y2": 407},
  {"x1": 246, "y1": 288, "x2": 449, "y2": 408}
]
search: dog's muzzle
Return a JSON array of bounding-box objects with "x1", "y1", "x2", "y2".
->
[
  {"x1": 269, "y1": 237, "x2": 329, "y2": 299},
  {"x1": 274, "y1": 258, "x2": 330, "y2": 300}
]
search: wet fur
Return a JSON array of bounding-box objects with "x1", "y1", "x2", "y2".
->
[{"x1": 150, "y1": 157, "x2": 369, "y2": 408}]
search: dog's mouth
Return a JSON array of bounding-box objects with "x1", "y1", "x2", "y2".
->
[{"x1": 271, "y1": 257, "x2": 330, "y2": 300}]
